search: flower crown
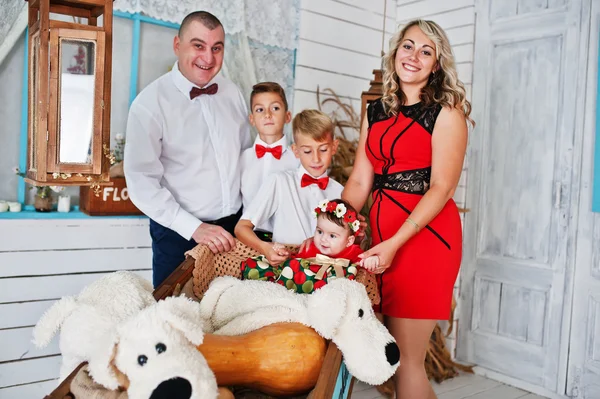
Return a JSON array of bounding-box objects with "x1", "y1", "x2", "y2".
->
[{"x1": 313, "y1": 199, "x2": 361, "y2": 235}]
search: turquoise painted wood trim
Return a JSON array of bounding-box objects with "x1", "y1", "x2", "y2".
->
[
  {"x1": 332, "y1": 362, "x2": 353, "y2": 399},
  {"x1": 113, "y1": 11, "x2": 179, "y2": 106},
  {"x1": 129, "y1": 14, "x2": 141, "y2": 106},
  {"x1": 0, "y1": 209, "x2": 147, "y2": 219},
  {"x1": 113, "y1": 11, "x2": 180, "y2": 30},
  {"x1": 593, "y1": 29, "x2": 600, "y2": 212},
  {"x1": 18, "y1": 27, "x2": 28, "y2": 204}
]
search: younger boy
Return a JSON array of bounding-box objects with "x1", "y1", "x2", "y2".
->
[
  {"x1": 239, "y1": 82, "x2": 299, "y2": 237},
  {"x1": 235, "y1": 109, "x2": 342, "y2": 265}
]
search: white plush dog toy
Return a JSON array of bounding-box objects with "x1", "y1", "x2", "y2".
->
[
  {"x1": 32, "y1": 271, "x2": 156, "y2": 381},
  {"x1": 92, "y1": 296, "x2": 219, "y2": 399},
  {"x1": 199, "y1": 276, "x2": 400, "y2": 385}
]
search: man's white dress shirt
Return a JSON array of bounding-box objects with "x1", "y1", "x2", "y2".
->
[
  {"x1": 124, "y1": 62, "x2": 251, "y2": 240},
  {"x1": 240, "y1": 135, "x2": 299, "y2": 231},
  {"x1": 241, "y1": 166, "x2": 343, "y2": 244}
]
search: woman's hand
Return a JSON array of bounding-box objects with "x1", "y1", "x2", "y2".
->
[{"x1": 358, "y1": 238, "x2": 401, "y2": 274}]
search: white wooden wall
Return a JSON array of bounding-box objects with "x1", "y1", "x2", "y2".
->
[
  {"x1": 396, "y1": 0, "x2": 476, "y2": 358},
  {"x1": 292, "y1": 0, "x2": 396, "y2": 134},
  {"x1": 0, "y1": 219, "x2": 152, "y2": 397}
]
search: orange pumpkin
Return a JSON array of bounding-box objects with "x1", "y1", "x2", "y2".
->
[{"x1": 198, "y1": 323, "x2": 327, "y2": 396}]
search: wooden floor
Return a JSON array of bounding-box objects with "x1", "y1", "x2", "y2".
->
[{"x1": 352, "y1": 373, "x2": 548, "y2": 399}]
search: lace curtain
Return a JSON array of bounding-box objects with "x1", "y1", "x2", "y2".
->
[{"x1": 114, "y1": 0, "x2": 300, "y2": 121}]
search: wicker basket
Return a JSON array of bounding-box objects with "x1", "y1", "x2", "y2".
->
[{"x1": 189, "y1": 240, "x2": 380, "y2": 305}]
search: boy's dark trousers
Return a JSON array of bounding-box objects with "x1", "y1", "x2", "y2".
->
[{"x1": 149, "y1": 208, "x2": 242, "y2": 288}]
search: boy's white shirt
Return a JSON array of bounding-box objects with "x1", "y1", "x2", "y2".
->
[
  {"x1": 240, "y1": 135, "x2": 299, "y2": 232},
  {"x1": 241, "y1": 166, "x2": 343, "y2": 244}
]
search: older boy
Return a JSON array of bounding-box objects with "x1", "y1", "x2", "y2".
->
[
  {"x1": 235, "y1": 109, "x2": 342, "y2": 265},
  {"x1": 239, "y1": 82, "x2": 299, "y2": 237}
]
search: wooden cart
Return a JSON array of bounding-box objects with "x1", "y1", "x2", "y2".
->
[{"x1": 43, "y1": 241, "x2": 380, "y2": 399}]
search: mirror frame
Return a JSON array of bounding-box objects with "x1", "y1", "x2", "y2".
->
[{"x1": 48, "y1": 29, "x2": 105, "y2": 174}]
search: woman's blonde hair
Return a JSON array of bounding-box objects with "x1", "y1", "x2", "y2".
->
[{"x1": 382, "y1": 19, "x2": 474, "y2": 126}]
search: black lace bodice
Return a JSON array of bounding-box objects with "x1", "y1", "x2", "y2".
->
[{"x1": 366, "y1": 98, "x2": 442, "y2": 135}]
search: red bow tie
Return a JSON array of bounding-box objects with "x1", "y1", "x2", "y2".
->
[
  {"x1": 255, "y1": 145, "x2": 283, "y2": 160},
  {"x1": 301, "y1": 174, "x2": 329, "y2": 190},
  {"x1": 190, "y1": 83, "x2": 218, "y2": 99}
]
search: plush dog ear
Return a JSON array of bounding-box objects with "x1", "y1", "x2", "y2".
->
[
  {"x1": 87, "y1": 330, "x2": 122, "y2": 390},
  {"x1": 158, "y1": 296, "x2": 205, "y2": 346},
  {"x1": 306, "y1": 283, "x2": 347, "y2": 339}
]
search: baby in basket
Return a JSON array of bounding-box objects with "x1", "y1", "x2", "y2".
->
[{"x1": 241, "y1": 199, "x2": 379, "y2": 293}]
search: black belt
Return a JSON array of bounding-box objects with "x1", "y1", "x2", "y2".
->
[
  {"x1": 205, "y1": 207, "x2": 243, "y2": 236},
  {"x1": 373, "y1": 167, "x2": 431, "y2": 195}
]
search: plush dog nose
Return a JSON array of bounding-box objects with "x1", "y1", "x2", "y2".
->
[
  {"x1": 150, "y1": 377, "x2": 192, "y2": 399},
  {"x1": 385, "y1": 341, "x2": 400, "y2": 365}
]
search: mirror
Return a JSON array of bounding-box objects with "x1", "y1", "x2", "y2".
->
[
  {"x1": 58, "y1": 39, "x2": 96, "y2": 164},
  {"x1": 29, "y1": 33, "x2": 40, "y2": 171}
]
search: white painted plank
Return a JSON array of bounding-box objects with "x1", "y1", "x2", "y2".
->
[
  {"x1": 398, "y1": 6, "x2": 475, "y2": 30},
  {"x1": 453, "y1": 43, "x2": 474, "y2": 64},
  {"x1": 464, "y1": 383, "x2": 528, "y2": 399},
  {"x1": 299, "y1": 11, "x2": 384, "y2": 57},
  {"x1": 436, "y1": 377, "x2": 503, "y2": 399},
  {"x1": 397, "y1": 0, "x2": 474, "y2": 23},
  {"x1": 0, "y1": 356, "x2": 61, "y2": 388},
  {"x1": 446, "y1": 25, "x2": 475, "y2": 46},
  {"x1": 294, "y1": 66, "x2": 370, "y2": 100},
  {"x1": 292, "y1": 90, "x2": 362, "y2": 118},
  {"x1": 456, "y1": 63, "x2": 473, "y2": 84},
  {"x1": 0, "y1": 379, "x2": 59, "y2": 398},
  {"x1": 0, "y1": 270, "x2": 152, "y2": 303},
  {"x1": 0, "y1": 219, "x2": 150, "y2": 251},
  {"x1": 432, "y1": 373, "x2": 486, "y2": 394},
  {"x1": 0, "y1": 247, "x2": 152, "y2": 277},
  {"x1": 302, "y1": 0, "x2": 396, "y2": 34},
  {"x1": 296, "y1": 39, "x2": 381, "y2": 80},
  {"x1": 0, "y1": 327, "x2": 59, "y2": 363},
  {"x1": 343, "y1": 0, "x2": 395, "y2": 15},
  {"x1": 0, "y1": 300, "x2": 56, "y2": 329}
]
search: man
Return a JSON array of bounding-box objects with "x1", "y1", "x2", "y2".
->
[{"x1": 124, "y1": 11, "x2": 251, "y2": 287}]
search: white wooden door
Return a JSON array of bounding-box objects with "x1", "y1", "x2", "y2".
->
[
  {"x1": 567, "y1": 1, "x2": 600, "y2": 397},
  {"x1": 458, "y1": 0, "x2": 584, "y2": 394}
]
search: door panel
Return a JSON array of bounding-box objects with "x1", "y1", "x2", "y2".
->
[{"x1": 458, "y1": 0, "x2": 582, "y2": 393}]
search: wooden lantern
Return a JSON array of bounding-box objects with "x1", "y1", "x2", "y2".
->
[{"x1": 25, "y1": 0, "x2": 113, "y2": 194}]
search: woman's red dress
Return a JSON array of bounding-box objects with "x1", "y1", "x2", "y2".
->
[{"x1": 366, "y1": 98, "x2": 462, "y2": 320}]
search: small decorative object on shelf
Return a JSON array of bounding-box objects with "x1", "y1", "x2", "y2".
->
[
  {"x1": 0, "y1": 201, "x2": 9, "y2": 212},
  {"x1": 57, "y1": 194, "x2": 71, "y2": 213},
  {"x1": 14, "y1": 167, "x2": 65, "y2": 212},
  {"x1": 8, "y1": 202, "x2": 22, "y2": 212}
]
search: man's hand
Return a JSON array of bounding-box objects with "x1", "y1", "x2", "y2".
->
[
  {"x1": 192, "y1": 223, "x2": 236, "y2": 254},
  {"x1": 262, "y1": 242, "x2": 290, "y2": 266},
  {"x1": 298, "y1": 236, "x2": 314, "y2": 253}
]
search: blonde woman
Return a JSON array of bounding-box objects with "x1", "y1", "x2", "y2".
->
[{"x1": 342, "y1": 20, "x2": 472, "y2": 398}]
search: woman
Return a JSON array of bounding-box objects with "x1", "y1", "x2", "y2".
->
[{"x1": 343, "y1": 20, "x2": 473, "y2": 399}]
